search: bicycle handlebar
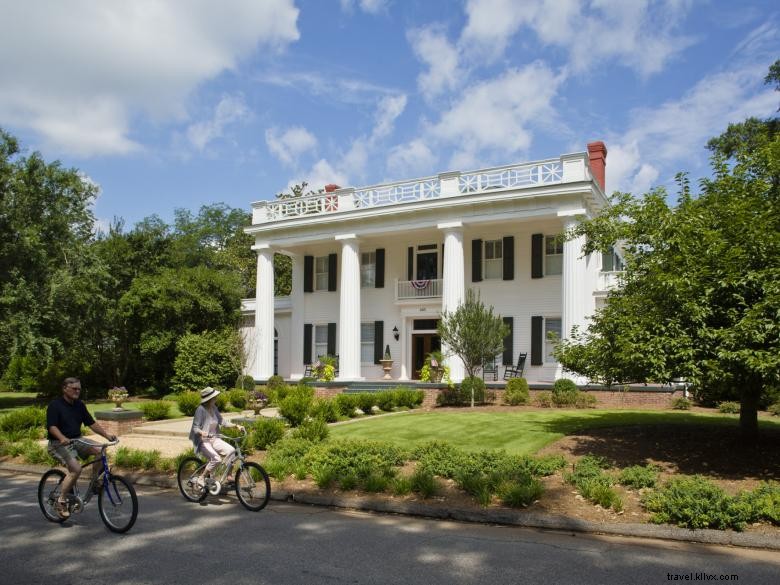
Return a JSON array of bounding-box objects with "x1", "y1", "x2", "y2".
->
[{"x1": 71, "y1": 438, "x2": 120, "y2": 448}]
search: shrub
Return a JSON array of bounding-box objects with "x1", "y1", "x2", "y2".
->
[
  {"x1": 363, "y1": 472, "x2": 391, "y2": 493},
  {"x1": 536, "y1": 391, "x2": 553, "y2": 408},
  {"x1": 171, "y1": 328, "x2": 242, "y2": 392},
  {"x1": 552, "y1": 378, "x2": 578, "y2": 407},
  {"x1": 291, "y1": 418, "x2": 329, "y2": 442},
  {"x1": 0, "y1": 406, "x2": 46, "y2": 433},
  {"x1": 176, "y1": 391, "x2": 201, "y2": 416},
  {"x1": 457, "y1": 472, "x2": 493, "y2": 507},
  {"x1": 718, "y1": 401, "x2": 740, "y2": 414},
  {"x1": 770, "y1": 402, "x2": 780, "y2": 417},
  {"x1": 114, "y1": 446, "x2": 163, "y2": 470},
  {"x1": 565, "y1": 455, "x2": 622, "y2": 511},
  {"x1": 140, "y1": 400, "x2": 171, "y2": 421},
  {"x1": 247, "y1": 418, "x2": 287, "y2": 450},
  {"x1": 226, "y1": 389, "x2": 248, "y2": 410},
  {"x1": 393, "y1": 388, "x2": 424, "y2": 408},
  {"x1": 267, "y1": 375, "x2": 286, "y2": 392},
  {"x1": 497, "y1": 477, "x2": 544, "y2": 508},
  {"x1": 391, "y1": 475, "x2": 413, "y2": 495},
  {"x1": 356, "y1": 392, "x2": 378, "y2": 414},
  {"x1": 303, "y1": 439, "x2": 407, "y2": 480},
  {"x1": 460, "y1": 376, "x2": 486, "y2": 405},
  {"x1": 737, "y1": 482, "x2": 780, "y2": 525},
  {"x1": 374, "y1": 391, "x2": 396, "y2": 412},
  {"x1": 410, "y1": 468, "x2": 438, "y2": 498},
  {"x1": 312, "y1": 465, "x2": 337, "y2": 488},
  {"x1": 235, "y1": 374, "x2": 256, "y2": 392},
  {"x1": 264, "y1": 437, "x2": 318, "y2": 479},
  {"x1": 504, "y1": 378, "x2": 530, "y2": 406},
  {"x1": 335, "y1": 393, "x2": 361, "y2": 417},
  {"x1": 279, "y1": 385, "x2": 314, "y2": 426},
  {"x1": 575, "y1": 392, "x2": 598, "y2": 409},
  {"x1": 309, "y1": 398, "x2": 340, "y2": 422},
  {"x1": 671, "y1": 396, "x2": 691, "y2": 410},
  {"x1": 412, "y1": 441, "x2": 466, "y2": 479},
  {"x1": 642, "y1": 475, "x2": 748, "y2": 530},
  {"x1": 0, "y1": 355, "x2": 42, "y2": 392},
  {"x1": 618, "y1": 464, "x2": 660, "y2": 489}
]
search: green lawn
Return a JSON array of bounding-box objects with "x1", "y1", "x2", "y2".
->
[
  {"x1": 0, "y1": 392, "x2": 39, "y2": 415},
  {"x1": 0, "y1": 392, "x2": 186, "y2": 419},
  {"x1": 86, "y1": 400, "x2": 185, "y2": 419},
  {"x1": 329, "y1": 409, "x2": 780, "y2": 455}
]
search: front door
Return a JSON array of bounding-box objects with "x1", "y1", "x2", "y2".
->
[{"x1": 412, "y1": 334, "x2": 441, "y2": 380}]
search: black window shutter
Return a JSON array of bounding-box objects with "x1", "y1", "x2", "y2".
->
[
  {"x1": 407, "y1": 247, "x2": 414, "y2": 280},
  {"x1": 503, "y1": 236, "x2": 515, "y2": 280},
  {"x1": 471, "y1": 239, "x2": 482, "y2": 282},
  {"x1": 531, "y1": 316, "x2": 543, "y2": 365},
  {"x1": 303, "y1": 324, "x2": 312, "y2": 364},
  {"x1": 373, "y1": 321, "x2": 384, "y2": 364},
  {"x1": 502, "y1": 317, "x2": 513, "y2": 365},
  {"x1": 531, "y1": 234, "x2": 543, "y2": 279},
  {"x1": 375, "y1": 249, "x2": 385, "y2": 288},
  {"x1": 327, "y1": 323, "x2": 337, "y2": 355},
  {"x1": 304, "y1": 255, "x2": 314, "y2": 292},
  {"x1": 328, "y1": 253, "x2": 337, "y2": 291}
]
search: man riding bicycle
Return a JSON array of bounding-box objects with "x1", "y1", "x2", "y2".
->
[{"x1": 47, "y1": 377, "x2": 117, "y2": 519}]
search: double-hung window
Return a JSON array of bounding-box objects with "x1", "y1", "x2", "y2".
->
[
  {"x1": 360, "y1": 251, "x2": 376, "y2": 288},
  {"x1": 360, "y1": 323, "x2": 374, "y2": 363},
  {"x1": 314, "y1": 325, "x2": 328, "y2": 360},
  {"x1": 544, "y1": 318, "x2": 562, "y2": 363},
  {"x1": 315, "y1": 256, "x2": 329, "y2": 291},
  {"x1": 484, "y1": 239, "x2": 503, "y2": 279},
  {"x1": 545, "y1": 236, "x2": 563, "y2": 276}
]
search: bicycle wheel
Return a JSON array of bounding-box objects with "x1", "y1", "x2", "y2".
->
[
  {"x1": 235, "y1": 462, "x2": 271, "y2": 511},
  {"x1": 98, "y1": 475, "x2": 138, "y2": 533},
  {"x1": 38, "y1": 469, "x2": 67, "y2": 523},
  {"x1": 177, "y1": 456, "x2": 208, "y2": 502}
]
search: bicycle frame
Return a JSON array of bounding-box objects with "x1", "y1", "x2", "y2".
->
[
  {"x1": 200, "y1": 432, "x2": 247, "y2": 491},
  {"x1": 66, "y1": 439, "x2": 121, "y2": 512}
]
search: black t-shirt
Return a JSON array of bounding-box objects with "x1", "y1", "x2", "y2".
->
[{"x1": 46, "y1": 397, "x2": 95, "y2": 440}]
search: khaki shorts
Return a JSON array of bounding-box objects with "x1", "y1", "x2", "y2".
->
[{"x1": 47, "y1": 439, "x2": 99, "y2": 466}]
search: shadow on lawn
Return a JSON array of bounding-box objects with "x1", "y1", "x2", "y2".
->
[
  {"x1": 0, "y1": 393, "x2": 40, "y2": 413},
  {"x1": 536, "y1": 411, "x2": 780, "y2": 481}
]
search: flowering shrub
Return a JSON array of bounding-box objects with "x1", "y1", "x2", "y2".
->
[{"x1": 108, "y1": 386, "x2": 128, "y2": 401}]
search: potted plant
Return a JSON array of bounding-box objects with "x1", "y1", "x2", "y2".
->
[
  {"x1": 379, "y1": 345, "x2": 393, "y2": 380},
  {"x1": 420, "y1": 351, "x2": 445, "y2": 383},
  {"x1": 247, "y1": 390, "x2": 268, "y2": 416},
  {"x1": 107, "y1": 386, "x2": 129, "y2": 411}
]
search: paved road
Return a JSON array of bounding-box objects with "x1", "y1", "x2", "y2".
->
[{"x1": 1, "y1": 472, "x2": 778, "y2": 585}]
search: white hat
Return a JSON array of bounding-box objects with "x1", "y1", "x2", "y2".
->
[{"x1": 200, "y1": 387, "x2": 220, "y2": 404}]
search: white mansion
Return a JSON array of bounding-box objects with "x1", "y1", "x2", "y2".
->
[{"x1": 241, "y1": 142, "x2": 620, "y2": 383}]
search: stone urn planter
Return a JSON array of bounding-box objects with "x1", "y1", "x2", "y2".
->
[
  {"x1": 379, "y1": 359, "x2": 394, "y2": 380},
  {"x1": 107, "y1": 387, "x2": 129, "y2": 411}
]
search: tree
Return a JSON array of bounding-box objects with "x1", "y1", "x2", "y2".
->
[
  {"x1": 556, "y1": 66, "x2": 780, "y2": 437},
  {"x1": 438, "y1": 289, "x2": 509, "y2": 407}
]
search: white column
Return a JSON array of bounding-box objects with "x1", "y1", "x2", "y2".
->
[
  {"x1": 336, "y1": 234, "x2": 363, "y2": 380},
  {"x1": 560, "y1": 212, "x2": 588, "y2": 383},
  {"x1": 289, "y1": 253, "x2": 305, "y2": 380},
  {"x1": 252, "y1": 244, "x2": 275, "y2": 380},
  {"x1": 439, "y1": 221, "x2": 465, "y2": 382}
]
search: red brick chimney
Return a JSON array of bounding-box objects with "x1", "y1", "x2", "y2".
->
[
  {"x1": 324, "y1": 184, "x2": 341, "y2": 193},
  {"x1": 587, "y1": 141, "x2": 607, "y2": 191}
]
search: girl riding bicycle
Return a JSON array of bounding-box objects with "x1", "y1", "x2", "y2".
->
[{"x1": 188, "y1": 387, "x2": 244, "y2": 486}]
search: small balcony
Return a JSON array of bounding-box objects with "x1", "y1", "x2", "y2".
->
[
  {"x1": 396, "y1": 279, "x2": 443, "y2": 301},
  {"x1": 594, "y1": 271, "x2": 623, "y2": 298}
]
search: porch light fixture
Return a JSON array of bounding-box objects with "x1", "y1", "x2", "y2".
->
[{"x1": 392, "y1": 326, "x2": 399, "y2": 341}]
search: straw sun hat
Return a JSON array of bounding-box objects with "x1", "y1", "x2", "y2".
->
[{"x1": 200, "y1": 386, "x2": 220, "y2": 404}]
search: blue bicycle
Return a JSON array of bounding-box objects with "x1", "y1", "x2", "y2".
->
[{"x1": 37, "y1": 438, "x2": 138, "y2": 533}]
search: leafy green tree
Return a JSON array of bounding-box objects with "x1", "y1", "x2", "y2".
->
[
  {"x1": 0, "y1": 128, "x2": 102, "y2": 393},
  {"x1": 438, "y1": 289, "x2": 509, "y2": 406},
  {"x1": 118, "y1": 266, "x2": 242, "y2": 389},
  {"x1": 556, "y1": 72, "x2": 780, "y2": 437},
  {"x1": 171, "y1": 328, "x2": 242, "y2": 392}
]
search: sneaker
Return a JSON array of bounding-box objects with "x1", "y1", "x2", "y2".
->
[
  {"x1": 55, "y1": 500, "x2": 70, "y2": 519},
  {"x1": 195, "y1": 476, "x2": 206, "y2": 489}
]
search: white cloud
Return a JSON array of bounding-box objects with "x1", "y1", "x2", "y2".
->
[
  {"x1": 431, "y1": 63, "x2": 564, "y2": 168},
  {"x1": 286, "y1": 159, "x2": 350, "y2": 194},
  {"x1": 340, "y1": 0, "x2": 390, "y2": 14},
  {"x1": 265, "y1": 126, "x2": 318, "y2": 166},
  {"x1": 408, "y1": 26, "x2": 463, "y2": 100},
  {"x1": 372, "y1": 95, "x2": 408, "y2": 141},
  {"x1": 606, "y1": 63, "x2": 778, "y2": 194},
  {"x1": 0, "y1": 0, "x2": 299, "y2": 156},
  {"x1": 387, "y1": 139, "x2": 438, "y2": 178},
  {"x1": 461, "y1": 0, "x2": 696, "y2": 76},
  {"x1": 187, "y1": 94, "x2": 250, "y2": 151}
]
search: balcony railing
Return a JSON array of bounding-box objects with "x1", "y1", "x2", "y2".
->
[
  {"x1": 252, "y1": 155, "x2": 572, "y2": 225},
  {"x1": 396, "y1": 279, "x2": 443, "y2": 300},
  {"x1": 597, "y1": 271, "x2": 623, "y2": 292}
]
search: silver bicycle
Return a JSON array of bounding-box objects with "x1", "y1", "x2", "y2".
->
[{"x1": 176, "y1": 429, "x2": 271, "y2": 512}]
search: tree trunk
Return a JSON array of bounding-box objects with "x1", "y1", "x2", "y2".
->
[{"x1": 739, "y1": 387, "x2": 760, "y2": 441}]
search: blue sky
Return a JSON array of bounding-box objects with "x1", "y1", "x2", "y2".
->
[{"x1": 1, "y1": 0, "x2": 778, "y2": 229}]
